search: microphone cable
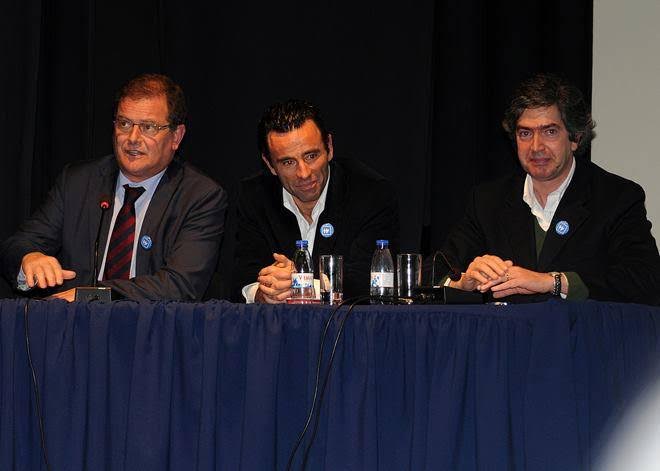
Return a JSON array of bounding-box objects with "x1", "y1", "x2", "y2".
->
[
  {"x1": 285, "y1": 295, "x2": 368, "y2": 471},
  {"x1": 23, "y1": 299, "x2": 53, "y2": 471},
  {"x1": 300, "y1": 296, "x2": 369, "y2": 469}
]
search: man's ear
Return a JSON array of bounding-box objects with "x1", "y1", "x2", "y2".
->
[
  {"x1": 171, "y1": 124, "x2": 186, "y2": 151},
  {"x1": 570, "y1": 133, "x2": 580, "y2": 153},
  {"x1": 262, "y1": 154, "x2": 277, "y2": 175},
  {"x1": 326, "y1": 133, "x2": 334, "y2": 161}
]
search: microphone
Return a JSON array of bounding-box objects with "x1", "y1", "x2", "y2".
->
[
  {"x1": 413, "y1": 252, "x2": 482, "y2": 304},
  {"x1": 99, "y1": 196, "x2": 111, "y2": 210},
  {"x1": 431, "y1": 250, "x2": 461, "y2": 285},
  {"x1": 48, "y1": 195, "x2": 113, "y2": 302},
  {"x1": 92, "y1": 195, "x2": 112, "y2": 287},
  {"x1": 410, "y1": 251, "x2": 483, "y2": 304}
]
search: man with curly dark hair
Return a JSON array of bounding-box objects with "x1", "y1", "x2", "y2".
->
[{"x1": 442, "y1": 73, "x2": 660, "y2": 304}]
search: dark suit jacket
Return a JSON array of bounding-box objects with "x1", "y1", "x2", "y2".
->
[
  {"x1": 0, "y1": 155, "x2": 227, "y2": 301},
  {"x1": 233, "y1": 159, "x2": 399, "y2": 300},
  {"x1": 442, "y1": 158, "x2": 660, "y2": 305}
]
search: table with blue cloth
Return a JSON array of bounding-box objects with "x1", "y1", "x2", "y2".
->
[{"x1": 1, "y1": 299, "x2": 659, "y2": 470}]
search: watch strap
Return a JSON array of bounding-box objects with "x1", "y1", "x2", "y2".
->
[{"x1": 550, "y1": 272, "x2": 562, "y2": 296}]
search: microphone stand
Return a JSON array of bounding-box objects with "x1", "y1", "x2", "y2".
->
[
  {"x1": 92, "y1": 199, "x2": 110, "y2": 287},
  {"x1": 71, "y1": 196, "x2": 112, "y2": 302},
  {"x1": 431, "y1": 250, "x2": 462, "y2": 287}
]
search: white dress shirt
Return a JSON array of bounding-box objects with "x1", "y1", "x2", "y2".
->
[{"x1": 522, "y1": 158, "x2": 576, "y2": 231}]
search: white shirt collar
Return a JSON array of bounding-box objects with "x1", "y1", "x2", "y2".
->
[
  {"x1": 117, "y1": 168, "x2": 166, "y2": 195},
  {"x1": 522, "y1": 157, "x2": 576, "y2": 231},
  {"x1": 282, "y1": 167, "x2": 331, "y2": 254}
]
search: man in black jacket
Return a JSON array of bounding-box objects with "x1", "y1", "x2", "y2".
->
[
  {"x1": 443, "y1": 73, "x2": 660, "y2": 304},
  {"x1": 234, "y1": 99, "x2": 399, "y2": 303}
]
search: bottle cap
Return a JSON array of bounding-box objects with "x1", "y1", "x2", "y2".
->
[
  {"x1": 296, "y1": 240, "x2": 309, "y2": 248},
  {"x1": 376, "y1": 239, "x2": 389, "y2": 248}
]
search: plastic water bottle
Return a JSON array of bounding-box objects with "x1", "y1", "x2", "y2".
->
[
  {"x1": 290, "y1": 240, "x2": 316, "y2": 303},
  {"x1": 370, "y1": 239, "x2": 394, "y2": 303}
]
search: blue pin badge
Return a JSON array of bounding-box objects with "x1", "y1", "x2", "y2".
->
[
  {"x1": 555, "y1": 220, "x2": 570, "y2": 236},
  {"x1": 140, "y1": 235, "x2": 153, "y2": 250},
  {"x1": 320, "y1": 223, "x2": 334, "y2": 238}
]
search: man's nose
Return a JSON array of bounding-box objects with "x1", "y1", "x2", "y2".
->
[
  {"x1": 127, "y1": 124, "x2": 142, "y2": 142},
  {"x1": 297, "y1": 161, "x2": 311, "y2": 179},
  {"x1": 531, "y1": 131, "x2": 545, "y2": 152}
]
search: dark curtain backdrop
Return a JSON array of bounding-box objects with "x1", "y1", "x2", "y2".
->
[{"x1": 1, "y1": 0, "x2": 592, "y2": 298}]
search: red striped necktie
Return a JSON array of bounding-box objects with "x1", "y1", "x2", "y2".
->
[{"x1": 103, "y1": 185, "x2": 145, "y2": 280}]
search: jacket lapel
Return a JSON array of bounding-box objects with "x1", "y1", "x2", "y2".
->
[
  {"x1": 262, "y1": 175, "x2": 300, "y2": 257},
  {"x1": 537, "y1": 159, "x2": 591, "y2": 270},
  {"x1": 313, "y1": 162, "x2": 342, "y2": 263},
  {"x1": 135, "y1": 159, "x2": 184, "y2": 275},
  {"x1": 499, "y1": 174, "x2": 538, "y2": 270},
  {"x1": 274, "y1": 209, "x2": 301, "y2": 258}
]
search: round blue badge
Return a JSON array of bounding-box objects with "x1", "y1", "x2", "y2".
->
[
  {"x1": 320, "y1": 223, "x2": 334, "y2": 238},
  {"x1": 555, "y1": 220, "x2": 570, "y2": 236},
  {"x1": 140, "y1": 235, "x2": 153, "y2": 250}
]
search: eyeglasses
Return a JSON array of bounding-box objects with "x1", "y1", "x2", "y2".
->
[{"x1": 114, "y1": 117, "x2": 172, "y2": 137}]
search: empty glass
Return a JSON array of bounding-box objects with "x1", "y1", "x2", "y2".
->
[
  {"x1": 319, "y1": 255, "x2": 343, "y2": 305},
  {"x1": 397, "y1": 253, "x2": 422, "y2": 301}
]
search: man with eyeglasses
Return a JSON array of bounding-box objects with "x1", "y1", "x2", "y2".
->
[
  {"x1": 0, "y1": 73, "x2": 227, "y2": 301},
  {"x1": 440, "y1": 73, "x2": 660, "y2": 304},
  {"x1": 233, "y1": 99, "x2": 399, "y2": 303}
]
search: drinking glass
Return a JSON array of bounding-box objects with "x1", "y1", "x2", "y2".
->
[{"x1": 319, "y1": 255, "x2": 343, "y2": 305}]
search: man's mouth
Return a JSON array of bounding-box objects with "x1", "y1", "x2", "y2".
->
[
  {"x1": 124, "y1": 149, "x2": 145, "y2": 157},
  {"x1": 529, "y1": 154, "x2": 551, "y2": 165},
  {"x1": 297, "y1": 180, "x2": 317, "y2": 191}
]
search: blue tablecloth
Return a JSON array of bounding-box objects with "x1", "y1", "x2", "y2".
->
[{"x1": 1, "y1": 299, "x2": 659, "y2": 470}]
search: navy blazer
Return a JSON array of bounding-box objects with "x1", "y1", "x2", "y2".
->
[
  {"x1": 442, "y1": 158, "x2": 660, "y2": 305},
  {"x1": 0, "y1": 155, "x2": 227, "y2": 301},
  {"x1": 233, "y1": 159, "x2": 400, "y2": 300}
]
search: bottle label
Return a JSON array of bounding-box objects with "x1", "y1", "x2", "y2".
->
[
  {"x1": 371, "y1": 272, "x2": 394, "y2": 288},
  {"x1": 292, "y1": 273, "x2": 314, "y2": 289}
]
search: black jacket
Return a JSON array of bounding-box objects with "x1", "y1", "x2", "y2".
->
[
  {"x1": 233, "y1": 159, "x2": 399, "y2": 300},
  {"x1": 442, "y1": 158, "x2": 660, "y2": 305}
]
